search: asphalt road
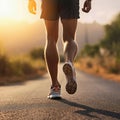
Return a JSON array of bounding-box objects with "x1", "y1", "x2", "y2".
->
[{"x1": 0, "y1": 64, "x2": 120, "y2": 120}]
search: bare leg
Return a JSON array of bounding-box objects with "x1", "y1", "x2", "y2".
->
[
  {"x1": 61, "y1": 19, "x2": 78, "y2": 62},
  {"x1": 44, "y1": 20, "x2": 60, "y2": 87},
  {"x1": 61, "y1": 19, "x2": 78, "y2": 94}
]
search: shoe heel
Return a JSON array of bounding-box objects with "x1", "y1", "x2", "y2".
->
[{"x1": 66, "y1": 80, "x2": 77, "y2": 94}]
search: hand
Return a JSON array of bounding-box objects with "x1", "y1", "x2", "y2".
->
[
  {"x1": 82, "y1": 0, "x2": 91, "y2": 13},
  {"x1": 28, "y1": 0, "x2": 36, "y2": 14}
]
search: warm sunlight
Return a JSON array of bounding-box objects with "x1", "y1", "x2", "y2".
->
[
  {"x1": 0, "y1": 0, "x2": 41, "y2": 22},
  {"x1": 0, "y1": 0, "x2": 120, "y2": 24},
  {"x1": 0, "y1": 0, "x2": 15, "y2": 18}
]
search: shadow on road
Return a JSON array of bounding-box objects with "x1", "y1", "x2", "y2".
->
[{"x1": 59, "y1": 98, "x2": 120, "y2": 119}]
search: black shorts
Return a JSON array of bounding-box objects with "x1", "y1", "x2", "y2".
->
[{"x1": 40, "y1": 0, "x2": 80, "y2": 20}]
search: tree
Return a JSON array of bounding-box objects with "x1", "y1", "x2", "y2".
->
[{"x1": 100, "y1": 13, "x2": 120, "y2": 56}]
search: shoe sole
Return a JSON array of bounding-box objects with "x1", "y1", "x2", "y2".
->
[{"x1": 63, "y1": 63, "x2": 77, "y2": 94}]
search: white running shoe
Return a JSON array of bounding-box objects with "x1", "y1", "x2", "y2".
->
[
  {"x1": 63, "y1": 62, "x2": 77, "y2": 94},
  {"x1": 48, "y1": 86, "x2": 61, "y2": 99}
]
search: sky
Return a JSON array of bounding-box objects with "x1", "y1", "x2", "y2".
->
[
  {"x1": 0, "y1": 0, "x2": 120, "y2": 24},
  {"x1": 81, "y1": 0, "x2": 120, "y2": 24}
]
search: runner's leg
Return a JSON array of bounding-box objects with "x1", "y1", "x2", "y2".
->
[
  {"x1": 61, "y1": 19, "x2": 78, "y2": 62},
  {"x1": 44, "y1": 20, "x2": 60, "y2": 87},
  {"x1": 61, "y1": 19, "x2": 78, "y2": 94}
]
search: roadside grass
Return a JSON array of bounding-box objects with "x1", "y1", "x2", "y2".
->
[
  {"x1": 75, "y1": 56, "x2": 120, "y2": 82},
  {"x1": 0, "y1": 54, "x2": 46, "y2": 85}
]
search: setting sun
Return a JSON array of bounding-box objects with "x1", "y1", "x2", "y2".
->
[
  {"x1": 0, "y1": 0, "x2": 15, "y2": 17},
  {"x1": 0, "y1": 0, "x2": 41, "y2": 22}
]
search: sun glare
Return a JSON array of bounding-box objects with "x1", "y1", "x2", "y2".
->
[
  {"x1": 0, "y1": 0, "x2": 41, "y2": 22},
  {"x1": 0, "y1": 0, "x2": 13, "y2": 17}
]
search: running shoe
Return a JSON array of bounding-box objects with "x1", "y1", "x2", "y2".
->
[
  {"x1": 48, "y1": 86, "x2": 61, "y2": 99},
  {"x1": 63, "y1": 61, "x2": 77, "y2": 94}
]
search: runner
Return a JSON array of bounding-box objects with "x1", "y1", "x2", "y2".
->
[{"x1": 28, "y1": 0, "x2": 92, "y2": 99}]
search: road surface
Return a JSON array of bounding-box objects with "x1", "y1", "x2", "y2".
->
[{"x1": 0, "y1": 64, "x2": 120, "y2": 120}]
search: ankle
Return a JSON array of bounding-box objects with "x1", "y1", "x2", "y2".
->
[{"x1": 52, "y1": 82, "x2": 61, "y2": 88}]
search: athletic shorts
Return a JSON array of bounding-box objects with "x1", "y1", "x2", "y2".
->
[{"x1": 40, "y1": 0, "x2": 80, "y2": 20}]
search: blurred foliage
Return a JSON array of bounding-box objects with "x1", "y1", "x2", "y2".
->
[
  {"x1": 30, "y1": 47, "x2": 44, "y2": 60},
  {"x1": 100, "y1": 13, "x2": 120, "y2": 73},
  {"x1": 100, "y1": 13, "x2": 120, "y2": 57},
  {"x1": 0, "y1": 47, "x2": 46, "y2": 78},
  {"x1": 77, "y1": 13, "x2": 120, "y2": 74},
  {"x1": 0, "y1": 54, "x2": 36, "y2": 77},
  {"x1": 80, "y1": 44, "x2": 100, "y2": 57},
  {"x1": 0, "y1": 54, "x2": 10, "y2": 76}
]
